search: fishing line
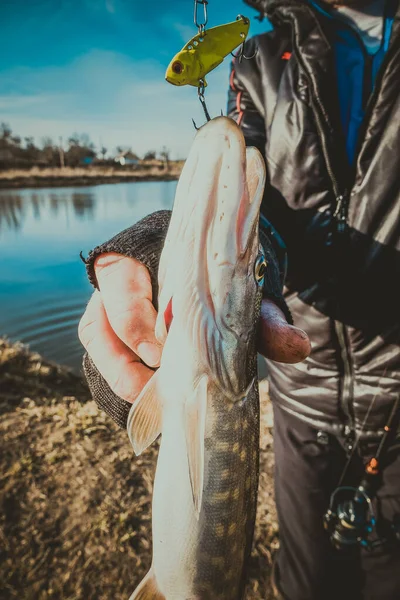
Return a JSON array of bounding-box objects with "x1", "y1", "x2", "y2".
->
[{"x1": 337, "y1": 344, "x2": 400, "y2": 488}]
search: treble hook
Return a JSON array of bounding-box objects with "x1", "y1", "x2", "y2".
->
[
  {"x1": 231, "y1": 42, "x2": 257, "y2": 63},
  {"x1": 192, "y1": 109, "x2": 223, "y2": 130}
]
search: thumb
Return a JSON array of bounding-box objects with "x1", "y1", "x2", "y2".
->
[{"x1": 258, "y1": 298, "x2": 311, "y2": 364}]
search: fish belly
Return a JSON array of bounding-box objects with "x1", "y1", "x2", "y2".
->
[
  {"x1": 152, "y1": 405, "x2": 198, "y2": 599},
  {"x1": 151, "y1": 384, "x2": 260, "y2": 600}
]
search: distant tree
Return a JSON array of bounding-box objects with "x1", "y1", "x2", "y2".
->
[
  {"x1": 143, "y1": 150, "x2": 156, "y2": 161},
  {"x1": 23, "y1": 136, "x2": 40, "y2": 162},
  {"x1": 41, "y1": 136, "x2": 54, "y2": 148},
  {"x1": 66, "y1": 132, "x2": 96, "y2": 167},
  {"x1": 11, "y1": 135, "x2": 21, "y2": 147},
  {"x1": 0, "y1": 123, "x2": 13, "y2": 164},
  {"x1": 24, "y1": 136, "x2": 35, "y2": 149},
  {"x1": 100, "y1": 146, "x2": 107, "y2": 160},
  {"x1": 58, "y1": 136, "x2": 65, "y2": 168},
  {"x1": 0, "y1": 124, "x2": 21, "y2": 149},
  {"x1": 41, "y1": 137, "x2": 59, "y2": 166},
  {"x1": 79, "y1": 133, "x2": 94, "y2": 150},
  {"x1": 67, "y1": 133, "x2": 80, "y2": 147},
  {"x1": 160, "y1": 146, "x2": 170, "y2": 169},
  {"x1": 1, "y1": 123, "x2": 12, "y2": 140}
]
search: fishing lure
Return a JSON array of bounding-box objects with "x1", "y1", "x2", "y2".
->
[{"x1": 165, "y1": 15, "x2": 250, "y2": 88}]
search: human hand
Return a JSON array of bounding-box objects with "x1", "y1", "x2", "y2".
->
[
  {"x1": 78, "y1": 253, "x2": 162, "y2": 403},
  {"x1": 79, "y1": 255, "x2": 310, "y2": 404}
]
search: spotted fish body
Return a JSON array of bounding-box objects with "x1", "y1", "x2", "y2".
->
[{"x1": 127, "y1": 117, "x2": 267, "y2": 600}]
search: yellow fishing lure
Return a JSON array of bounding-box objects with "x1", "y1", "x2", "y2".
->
[{"x1": 165, "y1": 15, "x2": 250, "y2": 88}]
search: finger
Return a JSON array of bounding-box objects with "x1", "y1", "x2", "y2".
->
[
  {"x1": 94, "y1": 253, "x2": 162, "y2": 368},
  {"x1": 258, "y1": 298, "x2": 311, "y2": 364},
  {"x1": 78, "y1": 291, "x2": 154, "y2": 403}
]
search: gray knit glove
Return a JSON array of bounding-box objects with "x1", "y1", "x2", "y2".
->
[{"x1": 82, "y1": 209, "x2": 291, "y2": 428}]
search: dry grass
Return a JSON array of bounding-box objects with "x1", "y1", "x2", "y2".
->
[
  {"x1": 0, "y1": 164, "x2": 184, "y2": 188},
  {"x1": 0, "y1": 339, "x2": 278, "y2": 599},
  {"x1": 0, "y1": 165, "x2": 184, "y2": 180}
]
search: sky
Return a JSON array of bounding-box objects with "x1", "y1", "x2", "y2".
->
[{"x1": 0, "y1": 0, "x2": 271, "y2": 159}]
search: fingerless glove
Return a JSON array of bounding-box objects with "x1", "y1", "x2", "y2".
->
[{"x1": 82, "y1": 209, "x2": 292, "y2": 428}]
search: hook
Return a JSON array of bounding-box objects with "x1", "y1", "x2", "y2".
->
[{"x1": 231, "y1": 42, "x2": 257, "y2": 63}]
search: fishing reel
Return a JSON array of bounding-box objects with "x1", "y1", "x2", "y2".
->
[
  {"x1": 324, "y1": 470, "x2": 400, "y2": 552},
  {"x1": 324, "y1": 400, "x2": 400, "y2": 552},
  {"x1": 323, "y1": 478, "x2": 378, "y2": 552},
  {"x1": 324, "y1": 455, "x2": 400, "y2": 552}
]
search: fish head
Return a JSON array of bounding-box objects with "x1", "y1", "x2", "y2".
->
[
  {"x1": 156, "y1": 117, "x2": 266, "y2": 399},
  {"x1": 165, "y1": 49, "x2": 200, "y2": 86}
]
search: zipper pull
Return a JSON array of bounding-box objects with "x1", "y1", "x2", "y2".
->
[{"x1": 333, "y1": 193, "x2": 348, "y2": 235}]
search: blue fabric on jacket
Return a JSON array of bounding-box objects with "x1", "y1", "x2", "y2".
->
[{"x1": 311, "y1": 1, "x2": 394, "y2": 163}]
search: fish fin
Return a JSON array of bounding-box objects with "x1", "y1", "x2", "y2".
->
[
  {"x1": 127, "y1": 372, "x2": 162, "y2": 456},
  {"x1": 185, "y1": 376, "x2": 208, "y2": 517},
  {"x1": 129, "y1": 568, "x2": 165, "y2": 600}
]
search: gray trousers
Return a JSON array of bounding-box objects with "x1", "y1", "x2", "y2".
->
[{"x1": 272, "y1": 403, "x2": 400, "y2": 600}]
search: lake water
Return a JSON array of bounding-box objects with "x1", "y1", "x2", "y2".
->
[{"x1": 0, "y1": 182, "x2": 176, "y2": 372}]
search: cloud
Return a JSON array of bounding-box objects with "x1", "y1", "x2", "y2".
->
[
  {"x1": 170, "y1": 22, "x2": 198, "y2": 45},
  {"x1": 0, "y1": 94, "x2": 63, "y2": 110},
  {"x1": 0, "y1": 0, "x2": 271, "y2": 158},
  {"x1": 105, "y1": 0, "x2": 115, "y2": 14},
  {"x1": 0, "y1": 49, "x2": 232, "y2": 158}
]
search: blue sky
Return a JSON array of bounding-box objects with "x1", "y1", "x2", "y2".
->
[{"x1": 0, "y1": 0, "x2": 270, "y2": 159}]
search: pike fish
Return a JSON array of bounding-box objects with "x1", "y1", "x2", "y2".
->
[{"x1": 127, "y1": 116, "x2": 267, "y2": 600}]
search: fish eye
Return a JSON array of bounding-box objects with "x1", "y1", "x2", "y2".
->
[
  {"x1": 254, "y1": 255, "x2": 267, "y2": 285},
  {"x1": 172, "y1": 61, "x2": 184, "y2": 75}
]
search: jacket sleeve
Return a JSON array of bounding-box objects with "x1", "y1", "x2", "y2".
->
[
  {"x1": 81, "y1": 206, "x2": 292, "y2": 429},
  {"x1": 227, "y1": 54, "x2": 267, "y2": 158}
]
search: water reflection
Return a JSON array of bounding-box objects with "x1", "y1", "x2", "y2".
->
[
  {"x1": 0, "y1": 181, "x2": 176, "y2": 371},
  {"x1": 31, "y1": 193, "x2": 44, "y2": 220},
  {"x1": 72, "y1": 192, "x2": 95, "y2": 219},
  {"x1": 0, "y1": 189, "x2": 98, "y2": 231},
  {"x1": 0, "y1": 194, "x2": 24, "y2": 231}
]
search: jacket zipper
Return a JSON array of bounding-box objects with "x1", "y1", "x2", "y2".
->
[
  {"x1": 334, "y1": 321, "x2": 354, "y2": 427},
  {"x1": 291, "y1": 43, "x2": 355, "y2": 427}
]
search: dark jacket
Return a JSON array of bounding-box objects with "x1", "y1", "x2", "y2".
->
[{"x1": 227, "y1": 0, "x2": 400, "y2": 440}]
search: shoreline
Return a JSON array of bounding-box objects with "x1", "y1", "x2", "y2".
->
[
  {"x1": 0, "y1": 165, "x2": 183, "y2": 190},
  {"x1": 0, "y1": 173, "x2": 180, "y2": 189}
]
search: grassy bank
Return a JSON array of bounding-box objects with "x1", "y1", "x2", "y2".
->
[
  {"x1": 0, "y1": 339, "x2": 278, "y2": 599},
  {"x1": 0, "y1": 163, "x2": 184, "y2": 189}
]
